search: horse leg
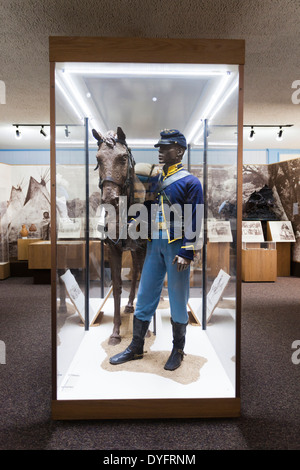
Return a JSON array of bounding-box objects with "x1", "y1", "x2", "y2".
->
[
  {"x1": 108, "y1": 246, "x2": 122, "y2": 345},
  {"x1": 124, "y1": 250, "x2": 138, "y2": 313},
  {"x1": 124, "y1": 248, "x2": 145, "y2": 313}
]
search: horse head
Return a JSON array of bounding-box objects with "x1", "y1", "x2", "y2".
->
[{"x1": 93, "y1": 127, "x2": 135, "y2": 208}]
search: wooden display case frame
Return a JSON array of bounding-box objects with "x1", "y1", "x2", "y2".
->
[{"x1": 50, "y1": 36, "x2": 244, "y2": 420}]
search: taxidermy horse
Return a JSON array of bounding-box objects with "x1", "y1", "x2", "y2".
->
[{"x1": 93, "y1": 127, "x2": 146, "y2": 345}]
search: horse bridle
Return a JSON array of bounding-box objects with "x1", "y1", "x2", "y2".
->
[
  {"x1": 94, "y1": 137, "x2": 135, "y2": 205},
  {"x1": 94, "y1": 137, "x2": 138, "y2": 246}
]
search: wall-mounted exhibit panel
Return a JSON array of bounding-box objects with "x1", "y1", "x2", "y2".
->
[{"x1": 50, "y1": 37, "x2": 244, "y2": 419}]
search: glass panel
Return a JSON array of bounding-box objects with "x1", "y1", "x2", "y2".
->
[
  {"x1": 55, "y1": 83, "x2": 88, "y2": 391},
  {"x1": 201, "y1": 87, "x2": 239, "y2": 392},
  {"x1": 54, "y1": 62, "x2": 239, "y2": 400}
]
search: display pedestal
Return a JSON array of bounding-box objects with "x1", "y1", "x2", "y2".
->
[
  {"x1": 28, "y1": 240, "x2": 106, "y2": 271},
  {"x1": 242, "y1": 242, "x2": 277, "y2": 282},
  {"x1": 57, "y1": 241, "x2": 85, "y2": 269},
  {"x1": 0, "y1": 262, "x2": 10, "y2": 279},
  {"x1": 28, "y1": 241, "x2": 51, "y2": 269},
  {"x1": 207, "y1": 242, "x2": 230, "y2": 278},
  {"x1": 17, "y1": 238, "x2": 42, "y2": 260},
  {"x1": 267, "y1": 220, "x2": 296, "y2": 277},
  {"x1": 266, "y1": 223, "x2": 291, "y2": 276},
  {"x1": 275, "y1": 242, "x2": 291, "y2": 276}
]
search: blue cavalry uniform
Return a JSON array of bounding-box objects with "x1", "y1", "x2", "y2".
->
[
  {"x1": 109, "y1": 129, "x2": 203, "y2": 370},
  {"x1": 134, "y1": 159, "x2": 203, "y2": 325}
]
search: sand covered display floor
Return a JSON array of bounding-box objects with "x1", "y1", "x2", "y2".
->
[{"x1": 57, "y1": 295, "x2": 236, "y2": 400}]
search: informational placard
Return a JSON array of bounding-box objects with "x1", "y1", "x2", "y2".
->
[
  {"x1": 207, "y1": 219, "x2": 233, "y2": 243},
  {"x1": 206, "y1": 269, "x2": 231, "y2": 323},
  {"x1": 189, "y1": 269, "x2": 231, "y2": 325},
  {"x1": 58, "y1": 218, "x2": 82, "y2": 239},
  {"x1": 242, "y1": 221, "x2": 264, "y2": 242},
  {"x1": 60, "y1": 269, "x2": 95, "y2": 324},
  {"x1": 267, "y1": 220, "x2": 296, "y2": 242}
]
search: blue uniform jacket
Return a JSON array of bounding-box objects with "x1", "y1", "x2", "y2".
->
[{"x1": 144, "y1": 164, "x2": 204, "y2": 260}]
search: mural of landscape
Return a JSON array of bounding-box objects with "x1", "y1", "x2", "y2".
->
[{"x1": 0, "y1": 166, "x2": 51, "y2": 259}]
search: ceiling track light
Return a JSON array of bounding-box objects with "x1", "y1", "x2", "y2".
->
[
  {"x1": 12, "y1": 123, "x2": 81, "y2": 142},
  {"x1": 13, "y1": 124, "x2": 51, "y2": 141},
  {"x1": 15, "y1": 125, "x2": 21, "y2": 139},
  {"x1": 248, "y1": 126, "x2": 255, "y2": 141},
  {"x1": 65, "y1": 125, "x2": 70, "y2": 138},
  {"x1": 276, "y1": 126, "x2": 283, "y2": 141},
  {"x1": 40, "y1": 125, "x2": 47, "y2": 138},
  {"x1": 245, "y1": 124, "x2": 293, "y2": 143}
]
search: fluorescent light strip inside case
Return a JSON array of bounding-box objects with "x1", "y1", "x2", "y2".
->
[
  {"x1": 56, "y1": 63, "x2": 238, "y2": 147},
  {"x1": 61, "y1": 63, "x2": 231, "y2": 77}
]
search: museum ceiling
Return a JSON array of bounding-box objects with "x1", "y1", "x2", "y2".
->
[{"x1": 0, "y1": 0, "x2": 299, "y2": 150}]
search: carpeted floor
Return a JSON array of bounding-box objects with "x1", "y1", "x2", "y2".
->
[{"x1": 0, "y1": 276, "x2": 299, "y2": 450}]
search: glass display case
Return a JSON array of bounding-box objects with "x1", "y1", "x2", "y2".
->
[
  {"x1": 50, "y1": 37, "x2": 244, "y2": 419},
  {"x1": 242, "y1": 241, "x2": 276, "y2": 250}
]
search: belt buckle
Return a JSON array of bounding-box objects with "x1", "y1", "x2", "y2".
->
[{"x1": 157, "y1": 221, "x2": 167, "y2": 230}]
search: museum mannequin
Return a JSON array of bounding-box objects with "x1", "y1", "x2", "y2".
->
[{"x1": 109, "y1": 129, "x2": 203, "y2": 371}]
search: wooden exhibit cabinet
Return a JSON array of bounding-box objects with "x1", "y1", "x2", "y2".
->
[
  {"x1": 17, "y1": 238, "x2": 42, "y2": 261},
  {"x1": 50, "y1": 36, "x2": 244, "y2": 420},
  {"x1": 242, "y1": 242, "x2": 277, "y2": 282},
  {"x1": 266, "y1": 221, "x2": 294, "y2": 277},
  {"x1": 28, "y1": 240, "x2": 108, "y2": 275},
  {"x1": 0, "y1": 262, "x2": 10, "y2": 280}
]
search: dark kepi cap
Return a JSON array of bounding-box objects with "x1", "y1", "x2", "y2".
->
[{"x1": 154, "y1": 129, "x2": 187, "y2": 149}]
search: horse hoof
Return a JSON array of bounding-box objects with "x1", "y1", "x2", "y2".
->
[
  {"x1": 108, "y1": 335, "x2": 121, "y2": 346},
  {"x1": 124, "y1": 305, "x2": 134, "y2": 313}
]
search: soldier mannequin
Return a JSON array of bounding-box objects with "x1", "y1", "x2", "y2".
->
[
  {"x1": 110, "y1": 130, "x2": 203, "y2": 371},
  {"x1": 159, "y1": 142, "x2": 191, "y2": 272}
]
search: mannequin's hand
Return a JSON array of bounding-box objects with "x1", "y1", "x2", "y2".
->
[{"x1": 172, "y1": 255, "x2": 191, "y2": 272}]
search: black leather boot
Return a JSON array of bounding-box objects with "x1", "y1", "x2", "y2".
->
[
  {"x1": 164, "y1": 319, "x2": 187, "y2": 371},
  {"x1": 109, "y1": 316, "x2": 150, "y2": 365}
]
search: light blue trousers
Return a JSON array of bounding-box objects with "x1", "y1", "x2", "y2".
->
[{"x1": 134, "y1": 236, "x2": 190, "y2": 324}]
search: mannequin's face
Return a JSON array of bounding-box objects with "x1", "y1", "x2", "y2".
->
[{"x1": 158, "y1": 144, "x2": 184, "y2": 167}]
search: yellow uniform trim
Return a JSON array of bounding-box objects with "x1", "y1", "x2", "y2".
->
[
  {"x1": 159, "y1": 163, "x2": 184, "y2": 244},
  {"x1": 162, "y1": 162, "x2": 183, "y2": 180},
  {"x1": 161, "y1": 194, "x2": 170, "y2": 242}
]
